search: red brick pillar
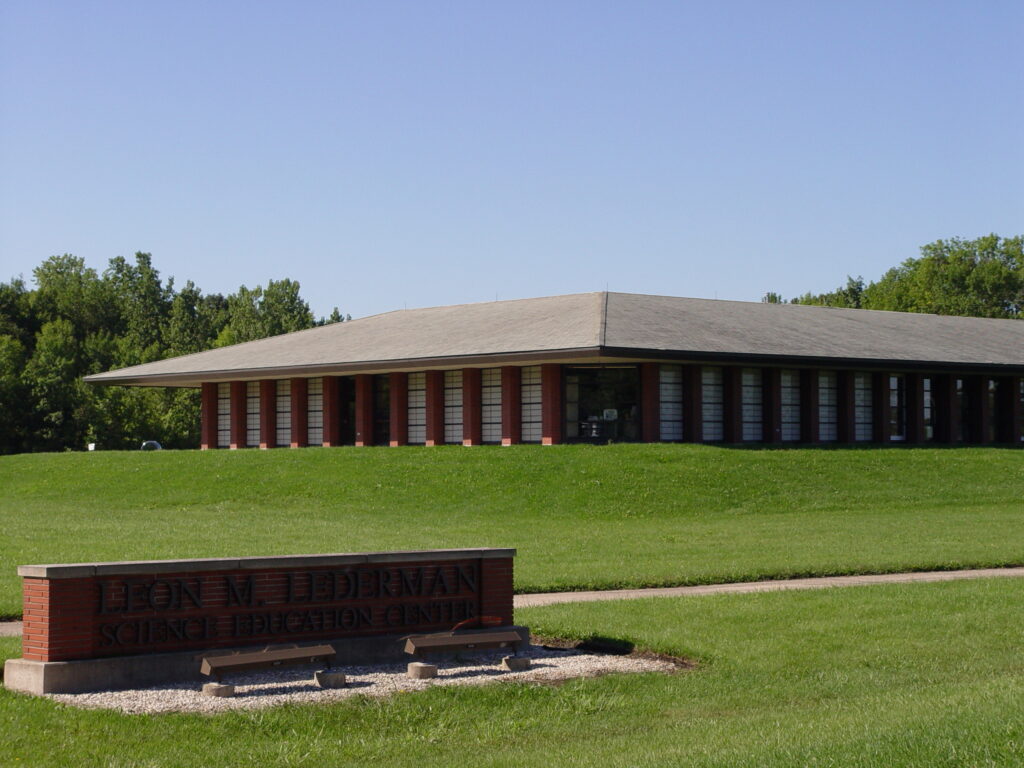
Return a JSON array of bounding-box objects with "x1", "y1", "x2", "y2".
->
[
  {"x1": 501, "y1": 366, "x2": 521, "y2": 446},
  {"x1": 389, "y1": 372, "x2": 408, "y2": 446},
  {"x1": 354, "y1": 374, "x2": 374, "y2": 447},
  {"x1": 479, "y1": 557, "x2": 514, "y2": 626},
  {"x1": 682, "y1": 366, "x2": 702, "y2": 443},
  {"x1": 462, "y1": 368, "x2": 482, "y2": 446},
  {"x1": 723, "y1": 367, "x2": 742, "y2": 443},
  {"x1": 425, "y1": 371, "x2": 445, "y2": 446},
  {"x1": 290, "y1": 378, "x2": 308, "y2": 448},
  {"x1": 872, "y1": 372, "x2": 890, "y2": 442},
  {"x1": 801, "y1": 370, "x2": 820, "y2": 444},
  {"x1": 905, "y1": 373, "x2": 924, "y2": 444},
  {"x1": 936, "y1": 375, "x2": 959, "y2": 443},
  {"x1": 639, "y1": 363, "x2": 660, "y2": 443},
  {"x1": 976, "y1": 376, "x2": 993, "y2": 445},
  {"x1": 229, "y1": 381, "x2": 246, "y2": 449},
  {"x1": 200, "y1": 382, "x2": 217, "y2": 450},
  {"x1": 540, "y1": 364, "x2": 562, "y2": 445},
  {"x1": 322, "y1": 376, "x2": 340, "y2": 447}
]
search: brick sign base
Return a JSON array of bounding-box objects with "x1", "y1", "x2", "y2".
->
[{"x1": 4, "y1": 548, "x2": 518, "y2": 695}]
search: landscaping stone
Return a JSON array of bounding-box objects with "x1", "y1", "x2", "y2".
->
[
  {"x1": 502, "y1": 656, "x2": 531, "y2": 671},
  {"x1": 406, "y1": 662, "x2": 437, "y2": 680},
  {"x1": 314, "y1": 670, "x2": 347, "y2": 688},
  {"x1": 201, "y1": 683, "x2": 235, "y2": 698}
]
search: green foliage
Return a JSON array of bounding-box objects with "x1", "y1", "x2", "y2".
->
[
  {"x1": 0, "y1": 253, "x2": 336, "y2": 454},
  {"x1": 787, "y1": 234, "x2": 1022, "y2": 316}
]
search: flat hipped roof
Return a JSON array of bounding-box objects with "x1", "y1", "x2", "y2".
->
[{"x1": 84, "y1": 292, "x2": 1024, "y2": 387}]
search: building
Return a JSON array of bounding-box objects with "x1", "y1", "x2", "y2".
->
[{"x1": 84, "y1": 292, "x2": 1024, "y2": 448}]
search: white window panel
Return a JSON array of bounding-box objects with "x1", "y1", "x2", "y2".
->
[
  {"x1": 444, "y1": 370, "x2": 463, "y2": 444},
  {"x1": 701, "y1": 367, "x2": 723, "y2": 441},
  {"x1": 246, "y1": 381, "x2": 260, "y2": 447},
  {"x1": 407, "y1": 372, "x2": 426, "y2": 444},
  {"x1": 854, "y1": 372, "x2": 873, "y2": 441},
  {"x1": 659, "y1": 365, "x2": 683, "y2": 441},
  {"x1": 275, "y1": 380, "x2": 291, "y2": 446},
  {"x1": 521, "y1": 366, "x2": 542, "y2": 443},
  {"x1": 481, "y1": 368, "x2": 502, "y2": 443},
  {"x1": 818, "y1": 372, "x2": 838, "y2": 442},
  {"x1": 216, "y1": 383, "x2": 231, "y2": 448},
  {"x1": 780, "y1": 370, "x2": 800, "y2": 442},
  {"x1": 306, "y1": 378, "x2": 323, "y2": 446}
]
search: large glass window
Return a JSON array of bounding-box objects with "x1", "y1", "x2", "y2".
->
[
  {"x1": 922, "y1": 377, "x2": 934, "y2": 441},
  {"x1": 481, "y1": 368, "x2": 502, "y2": 444},
  {"x1": 407, "y1": 373, "x2": 426, "y2": 445},
  {"x1": 701, "y1": 367, "x2": 724, "y2": 442},
  {"x1": 956, "y1": 378, "x2": 967, "y2": 442},
  {"x1": 564, "y1": 366, "x2": 640, "y2": 443},
  {"x1": 307, "y1": 378, "x2": 323, "y2": 446},
  {"x1": 854, "y1": 372, "x2": 873, "y2": 441},
  {"x1": 275, "y1": 380, "x2": 291, "y2": 446},
  {"x1": 780, "y1": 370, "x2": 801, "y2": 441},
  {"x1": 216, "y1": 382, "x2": 231, "y2": 448},
  {"x1": 659, "y1": 365, "x2": 683, "y2": 441},
  {"x1": 818, "y1": 372, "x2": 838, "y2": 442},
  {"x1": 986, "y1": 379, "x2": 999, "y2": 443},
  {"x1": 741, "y1": 368, "x2": 763, "y2": 442},
  {"x1": 888, "y1": 374, "x2": 906, "y2": 441},
  {"x1": 520, "y1": 366, "x2": 542, "y2": 443},
  {"x1": 245, "y1": 381, "x2": 260, "y2": 447},
  {"x1": 444, "y1": 370, "x2": 463, "y2": 444}
]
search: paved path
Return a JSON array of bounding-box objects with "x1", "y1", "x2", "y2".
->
[
  {"x1": 514, "y1": 567, "x2": 1024, "y2": 608},
  {"x1": 0, "y1": 569, "x2": 1021, "y2": 637}
]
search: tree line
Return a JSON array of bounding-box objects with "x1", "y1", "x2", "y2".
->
[
  {"x1": 763, "y1": 234, "x2": 1023, "y2": 317},
  {"x1": 0, "y1": 253, "x2": 346, "y2": 454}
]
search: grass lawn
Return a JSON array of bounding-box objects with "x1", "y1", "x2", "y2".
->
[
  {"x1": 1, "y1": 445, "x2": 1023, "y2": 618},
  {"x1": 2, "y1": 578, "x2": 1022, "y2": 767}
]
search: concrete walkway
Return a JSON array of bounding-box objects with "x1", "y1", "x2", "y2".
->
[
  {"x1": 514, "y1": 567, "x2": 1024, "y2": 608},
  {"x1": 0, "y1": 568, "x2": 1021, "y2": 637}
]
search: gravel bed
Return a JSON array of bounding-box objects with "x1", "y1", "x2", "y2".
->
[{"x1": 45, "y1": 644, "x2": 676, "y2": 715}]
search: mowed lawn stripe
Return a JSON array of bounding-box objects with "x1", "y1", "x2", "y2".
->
[{"x1": 1, "y1": 444, "x2": 1022, "y2": 618}]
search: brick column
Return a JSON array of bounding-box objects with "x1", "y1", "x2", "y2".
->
[
  {"x1": 763, "y1": 368, "x2": 781, "y2": 444},
  {"x1": 976, "y1": 376, "x2": 993, "y2": 445},
  {"x1": 259, "y1": 380, "x2": 276, "y2": 449},
  {"x1": 639, "y1": 363, "x2": 660, "y2": 443},
  {"x1": 229, "y1": 381, "x2": 246, "y2": 449},
  {"x1": 479, "y1": 557, "x2": 514, "y2": 626},
  {"x1": 1009, "y1": 376, "x2": 1023, "y2": 445},
  {"x1": 322, "y1": 376, "x2": 340, "y2": 447},
  {"x1": 683, "y1": 366, "x2": 702, "y2": 443},
  {"x1": 462, "y1": 368, "x2": 482, "y2": 446},
  {"x1": 354, "y1": 374, "x2": 374, "y2": 447},
  {"x1": 200, "y1": 382, "x2": 217, "y2": 450},
  {"x1": 722, "y1": 367, "x2": 742, "y2": 443},
  {"x1": 289, "y1": 378, "x2": 308, "y2": 448},
  {"x1": 935, "y1": 374, "x2": 959, "y2": 443},
  {"x1": 836, "y1": 371, "x2": 854, "y2": 444},
  {"x1": 801, "y1": 370, "x2": 820, "y2": 444},
  {"x1": 425, "y1": 371, "x2": 445, "y2": 446},
  {"x1": 389, "y1": 372, "x2": 408, "y2": 446},
  {"x1": 872, "y1": 372, "x2": 890, "y2": 442},
  {"x1": 540, "y1": 364, "x2": 562, "y2": 445},
  {"x1": 500, "y1": 366, "x2": 521, "y2": 446},
  {"x1": 905, "y1": 373, "x2": 924, "y2": 444}
]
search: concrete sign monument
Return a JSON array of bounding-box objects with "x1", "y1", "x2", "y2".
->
[{"x1": 4, "y1": 548, "x2": 517, "y2": 695}]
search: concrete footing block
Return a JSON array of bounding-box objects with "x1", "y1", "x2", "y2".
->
[
  {"x1": 502, "y1": 656, "x2": 531, "y2": 671},
  {"x1": 202, "y1": 682, "x2": 235, "y2": 697},
  {"x1": 314, "y1": 670, "x2": 347, "y2": 688},
  {"x1": 407, "y1": 662, "x2": 438, "y2": 680}
]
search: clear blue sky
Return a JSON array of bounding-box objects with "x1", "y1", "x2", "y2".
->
[{"x1": 1, "y1": 1, "x2": 1021, "y2": 320}]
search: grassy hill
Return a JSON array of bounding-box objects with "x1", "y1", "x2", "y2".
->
[{"x1": 1, "y1": 444, "x2": 1022, "y2": 618}]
